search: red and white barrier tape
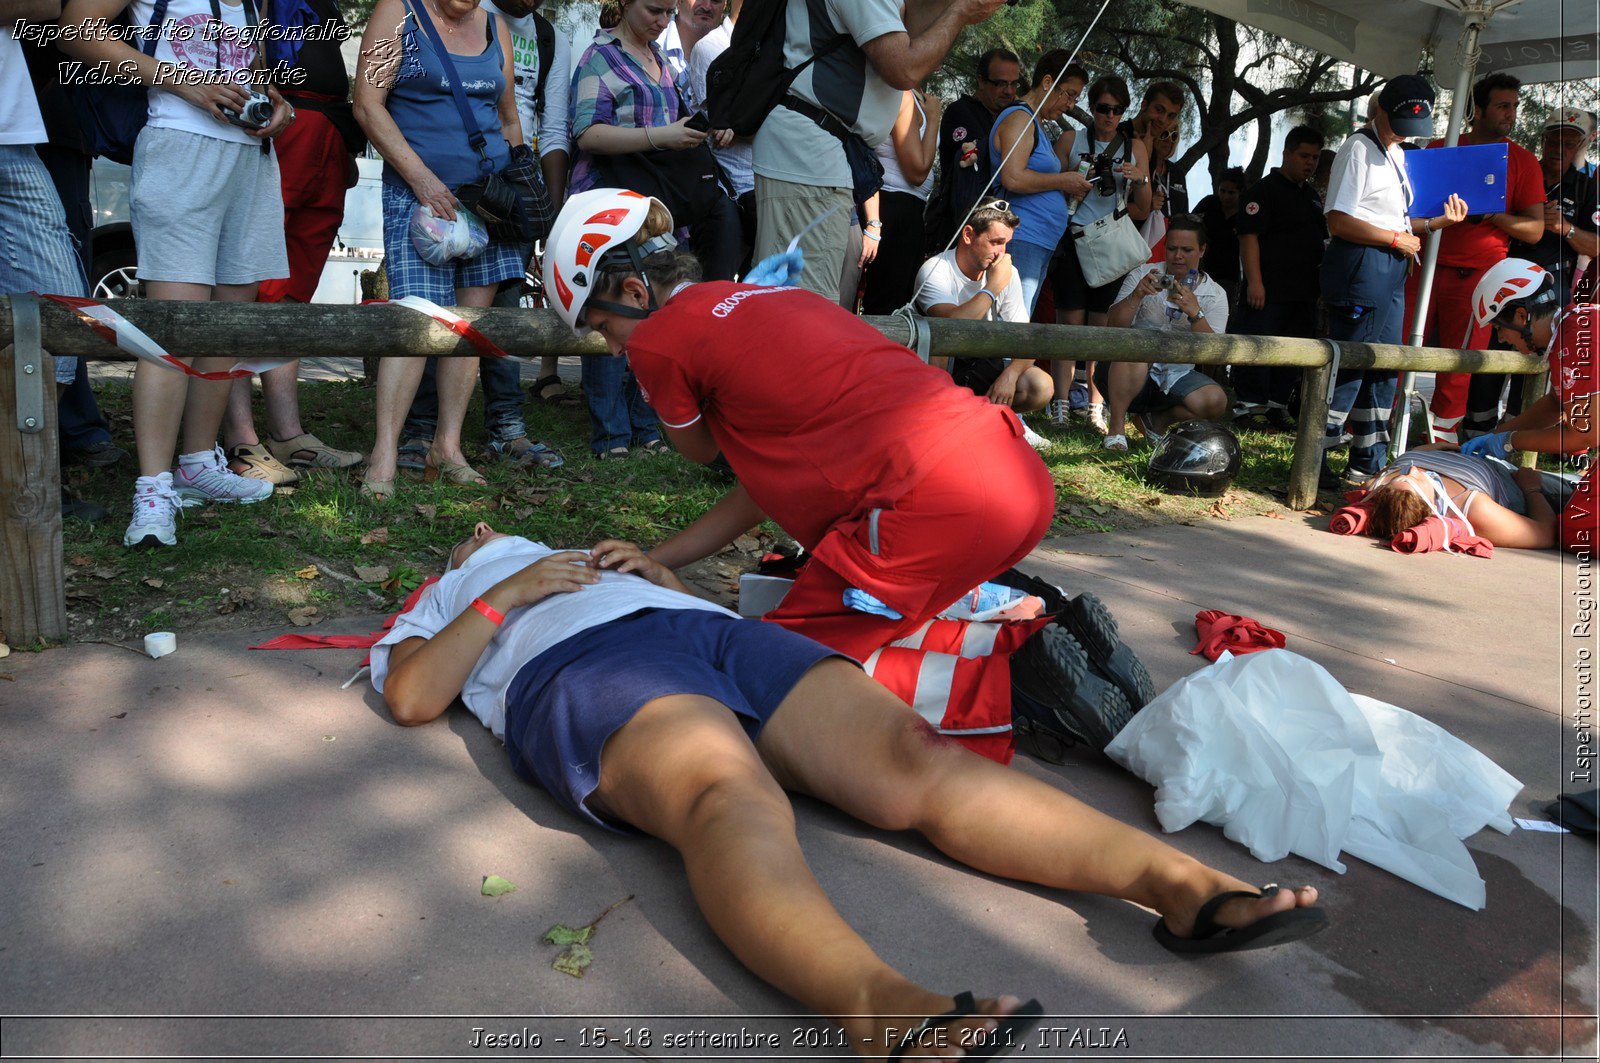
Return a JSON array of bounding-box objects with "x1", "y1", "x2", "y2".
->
[
  {"x1": 362, "y1": 295, "x2": 522, "y2": 361},
  {"x1": 42, "y1": 294, "x2": 291, "y2": 380},
  {"x1": 42, "y1": 293, "x2": 522, "y2": 377}
]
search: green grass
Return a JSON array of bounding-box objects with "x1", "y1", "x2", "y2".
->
[{"x1": 56, "y1": 376, "x2": 1307, "y2": 643}]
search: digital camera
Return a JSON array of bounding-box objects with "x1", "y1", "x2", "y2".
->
[
  {"x1": 221, "y1": 91, "x2": 274, "y2": 131},
  {"x1": 1088, "y1": 152, "x2": 1119, "y2": 197}
]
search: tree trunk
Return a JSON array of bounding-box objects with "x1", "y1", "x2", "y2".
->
[{"x1": 1246, "y1": 113, "x2": 1273, "y2": 183}]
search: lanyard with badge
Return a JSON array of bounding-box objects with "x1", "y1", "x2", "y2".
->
[{"x1": 1357, "y1": 125, "x2": 1413, "y2": 232}]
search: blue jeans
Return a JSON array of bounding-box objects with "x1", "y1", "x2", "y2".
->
[
  {"x1": 0, "y1": 145, "x2": 84, "y2": 383},
  {"x1": 402, "y1": 277, "x2": 529, "y2": 444},
  {"x1": 583, "y1": 355, "x2": 659, "y2": 454},
  {"x1": 1010, "y1": 239, "x2": 1055, "y2": 314}
]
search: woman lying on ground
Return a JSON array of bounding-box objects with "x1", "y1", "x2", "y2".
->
[
  {"x1": 372, "y1": 523, "x2": 1329, "y2": 1060},
  {"x1": 1364, "y1": 444, "x2": 1558, "y2": 549}
]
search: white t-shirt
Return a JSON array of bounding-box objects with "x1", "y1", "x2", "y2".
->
[
  {"x1": 369, "y1": 537, "x2": 735, "y2": 740},
  {"x1": 684, "y1": 21, "x2": 752, "y2": 197},
  {"x1": 753, "y1": 0, "x2": 904, "y2": 188},
  {"x1": 913, "y1": 249, "x2": 1027, "y2": 324},
  {"x1": 1115, "y1": 263, "x2": 1229, "y2": 392},
  {"x1": 875, "y1": 92, "x2": 934, "y2": 200},
  {"x1": 0, "y1": 28, "x2": 46, "y2": 145},
  {"x1": 1325, "y1": 129, "x2": 1412, "y2": 231},
  {"x1": 482, "y1": 2, "x2": 571, "y2": 158},
  {"x1": 130, "y1": 0, "x2": 262, "y2": 145}
]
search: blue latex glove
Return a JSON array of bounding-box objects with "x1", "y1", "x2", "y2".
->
[
  {"x1": 743, "y1": 248, "x2": 805, "y2": 287},
  {"x1": 1460, "y1": 431, "x2": 1513, "y2": 459}
]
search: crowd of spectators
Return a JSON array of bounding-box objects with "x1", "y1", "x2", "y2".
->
[{"x1": 3, "y1": 0, "x2": 1597, "y2": 551}]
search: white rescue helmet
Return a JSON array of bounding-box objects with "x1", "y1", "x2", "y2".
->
[
  {"x1": 542, "y1": 188, "x2": 675, "y2": 335},
  {"x1": 1470, "y1": 258, "x2": 1556, "y2": 329}
]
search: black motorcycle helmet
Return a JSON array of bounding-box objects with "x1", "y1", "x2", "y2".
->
[{"x1": 1147, "y1": 420, "x2": 1241, "y2": 497}]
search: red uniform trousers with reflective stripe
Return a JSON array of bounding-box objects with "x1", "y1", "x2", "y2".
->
[
  {"x1": 763, "y1": 416, "x2": 1056, "y2": 764},
  {"x1": 1405, "y1": 265, "x2": 1491, "y2": 443}
]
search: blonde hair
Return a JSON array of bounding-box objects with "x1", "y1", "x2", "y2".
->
[{"x1": 593, "y1": 198, "x2": 702, "y2": 301}]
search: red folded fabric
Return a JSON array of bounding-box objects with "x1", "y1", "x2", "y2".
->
[
  {"x1": 249, "y1": 577, "x2": 441, "y2": 662},
  {"x1": 1329, "y1": 499, "x2": 1375, "y2": 536},
  {"x1": 1389, "y1": 516, "x2": 1494, "y2": 558},
  {"x1": 1192, "y1": 609, "x2": 1288, "y2": 662}
]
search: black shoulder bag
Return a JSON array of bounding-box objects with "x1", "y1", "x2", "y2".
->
[{"x1": 404, "y1": 0, "x2": 551, "y2": 243}]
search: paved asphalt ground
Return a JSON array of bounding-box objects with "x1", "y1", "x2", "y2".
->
[{"x1": 1, "y1": 515, "x2": 1594, "y2": 1060}]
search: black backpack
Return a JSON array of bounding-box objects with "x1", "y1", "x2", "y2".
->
[
  {"x1": 532, "y1": 11, "x2": 555, "y2": 115},
  {"x1": 705, "y1": 0, "x2": 844, "y2": 136}
]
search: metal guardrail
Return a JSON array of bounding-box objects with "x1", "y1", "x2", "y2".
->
[{"x1": 0, "y1": 296, "x2": 1550, "y2": 642}]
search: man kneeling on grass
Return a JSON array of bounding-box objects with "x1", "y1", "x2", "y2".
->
[{"x1": 371, "y1": 523, "x2": 1328, "y2": 1058}]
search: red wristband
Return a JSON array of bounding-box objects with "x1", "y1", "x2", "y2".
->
[
  {"x1": 470, "y1": 597, "x2": 505, "y2": 626},
  {"x1": 1389, "y1": 231, "x2": 1401, "y2": 249}
]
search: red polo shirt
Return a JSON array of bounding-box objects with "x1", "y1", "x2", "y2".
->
[{"x1": 1424, "y1": 134, "x2": 1545, "y2": 269}]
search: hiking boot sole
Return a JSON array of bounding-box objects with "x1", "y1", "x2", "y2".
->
[
  {"x1": 1012, "y1": 625, "x2": 1132, "y2": 752},
  {"x1": 1058, "y1": 591, "x2": 1157, "y2": 710}
]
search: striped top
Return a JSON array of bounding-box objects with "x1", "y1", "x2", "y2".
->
[{"x1": 569, "y1": 26, "x2": 682, "y2": 194}]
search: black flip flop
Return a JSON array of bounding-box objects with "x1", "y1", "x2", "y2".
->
[
  {"x1": 530, "y1": 374, "x2": 580, "y2": 406},
  {"x1": 1153, "y1": 885, "x2": 1329, "y2": 956},
  {"x1": 888, "y1": 992, "x2": 1045, "y2": 1060}
]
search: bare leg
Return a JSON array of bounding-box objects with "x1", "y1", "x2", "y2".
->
[
  {"x1": 1085, "y1": 310, "x2": 1111, "y2": 409},
  {"x1": 369, "y1": 356, "x2": 428, "y2": 484},
  {"x1": 426, "y1": 283, "x2": 493, "y2": 473},
  {"x1": 134, "y1": 281, "x2": 218, "y2": 474},
  {"x1": 1053, "y1": 307, "x2": 1084, "y2": 403},
  {"x1": 1012, "y1": 367, "x2": 1055, "y2": 413},
  {"x1": 759, "y1": 661, "x2": 1320, "y2": 937},
  {"x1": 223, "y1": 378, "x2": 259, "y2": 451},
  {"x1": 177, "y1": 282, "x2": 261, "y2": 457},
  {"x1": 1103, "y1": 362, "x2": 1151, "y2": 440},
  {"x1": 595, "y1": 693, "x2": 1025, "y2": 1059},
  {"x1": 260, "y1": 359, "x2": 306, "y2": 441}
]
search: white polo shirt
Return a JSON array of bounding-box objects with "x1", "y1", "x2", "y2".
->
[{"x1": 1325, "y1": 128, "x2": 1412, "y2": 231}]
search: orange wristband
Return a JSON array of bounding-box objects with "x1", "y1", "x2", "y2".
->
[
  {"x1": 1389, "y1": 231, "x2": 1401, "y2": 249},
  {"x1": 470, "y1": 597, "x2": 505, "y2": 625}
]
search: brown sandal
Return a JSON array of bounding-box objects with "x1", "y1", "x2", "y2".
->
[
  {"x1": 531, "y1": 374, "x2": 580, "y2": 406},
  {"x1": 424, "y1": 459, "x2": 488, "y2": 487}
]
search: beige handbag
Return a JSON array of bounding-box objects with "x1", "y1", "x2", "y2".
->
[{"x1": 1072, "y1": 202, "x2": 1150, "y2": 288}]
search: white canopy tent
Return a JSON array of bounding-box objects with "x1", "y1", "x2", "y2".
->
[{"x1": 1173, "y1": 0, "x2": 1597, "y2": 454}]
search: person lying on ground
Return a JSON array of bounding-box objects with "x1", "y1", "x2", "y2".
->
[
  {"x1": 542, "y1": 189, "x2": 1151, "y2": 766},
  {"x1": 371, "y1": 523, "x2": 1330, "y2": 1059},
  {"x1": 1097, "y1": 214, "x2": 1230, "y2": 453},
  {"x1": 1363, "y1": 445, "x2": 1557, "y2": 549}
]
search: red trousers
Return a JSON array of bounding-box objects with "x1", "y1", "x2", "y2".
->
[
  {"x1": 258, "y1": 108, "x2": 350, "y2": 305},
  {"x1": 764, "y1": 410, "x2": 1056, "y2": 763},
  {"x1": 1406, "y1": 265, "x2": 1491, "y2": 441}
]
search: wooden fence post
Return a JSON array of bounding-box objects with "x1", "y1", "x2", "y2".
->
[
  {"x1": 0, "y1": 295, "x2": 65, "y2": 644},
  {"x1": 1287, "y1": 359, "x2": 1333, "y2": 511},
  {"x1": 1515, "y1": 368, "x2": 1550, "y2": 469}
]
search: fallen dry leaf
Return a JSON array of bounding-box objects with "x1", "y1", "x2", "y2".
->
[
  {"x1": 216, "y1": 600, "x2": 238, "y2": 615},
  {"x1": 69, "y1": 554, "x2": 91, "y2": 567},
  {"x1": 1208, "y1": 501, "x2": 1233, "y2": 521},
  {"x1": 482, "y1": 874, "x2": 518, "y2": 897},
  {"x1": 1264, "y1": 511, "x2": 1285, "y2": 520},
  {"x1": 414, "y1": 503, "x2": 437, "y2": 521},
  {"x1": 294, "y1": 565, "x2": 320, "y2": 581},
  {"x1": 92, "y1": 567, "x2": 118, "y2": 580},
  {"x1": 354, "y1": 565, "x2": 390, "y2": 583},
  {"x1": 733, "y1": 535, "x2": 760, "y2": 554},
  {"x1": 551, "y1": 943, "x2": 593, "y2": 979},
  {"x1": 142, "y1": 577, "x2": 164, "y2": 589},
  {"x1": 287, "y1": 606, "x2": 321, "y2": 626},
  {"x1": 360, "y1": 526, "x2": 389, "y2": 545}
]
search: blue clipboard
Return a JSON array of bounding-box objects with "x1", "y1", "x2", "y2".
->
[{"x1": 1404, "y1": 142, "x2": 1509, "y2": 218}]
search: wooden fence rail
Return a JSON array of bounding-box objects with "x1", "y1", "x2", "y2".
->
[{"x1": 0, "y1": 296, "x2": 1550, "y2": 643}]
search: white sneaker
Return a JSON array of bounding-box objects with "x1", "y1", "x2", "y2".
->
[
  {"x1": 173, "y1": 445, "x2": 274, "y2": 506},
  {"x1": 1021, "y1": 421, "x2": 1051, "y2": 451},
  {"x1": 1047, "y1": 399, "x2": 1070, "y2": 427},
  {"x1": 123, "y1": 473, "x2": 180, "y2": 548}
]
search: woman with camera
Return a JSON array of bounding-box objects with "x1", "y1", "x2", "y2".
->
[
  {"x1": 61, "y1": 0, "x2": 297, "y2": 547},
  {"x1": 352, "y1": 0, "x2": 529, "y2": 500},
  {"x1": 1047, "y1": 75, "x2": 1154, "y2": 433},
  {"x1": 985, "y1": 52, "x2": 1091, "y2": 316}
]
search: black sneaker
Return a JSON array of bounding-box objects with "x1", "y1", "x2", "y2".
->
[
  {"x1": 1011, "y1": 625, "x2": 1133, "y2": 752},
  {"x1": 64, "y1": 439, "x2": 127, "y2": 469},
  {"x1": 1010, "y1": 684, "x2": 1080, "y2": 764},
  {"x1": 61, "y1": 487, "x2": 108, "y2": 523},
  {"x1": 396, "y1": 436, "x2": 431, "y2": 472},
  {"x1": 990, "y1": 566, "x2": 1070, "y2": 615},
  {"x1": 1264, "y1": 408, "x2": 1297, "y2": 432},
  {"x1": 1056, "y1": 591, "x2": 1156, "y2": 710}
]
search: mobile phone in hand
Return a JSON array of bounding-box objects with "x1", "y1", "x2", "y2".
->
[{"x1": 686, "y1": 110, "x2": 711, "y2": 133}]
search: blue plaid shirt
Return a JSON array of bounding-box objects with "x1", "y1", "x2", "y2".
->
[{"x1": 570, "y1": 27, "x2": 682, "y2": 193}]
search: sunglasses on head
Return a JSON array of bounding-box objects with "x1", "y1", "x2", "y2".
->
[{"x1": 1095, "y1": 103, "x2": 1126, "y2": 116}]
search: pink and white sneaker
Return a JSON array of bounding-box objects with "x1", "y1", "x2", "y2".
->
[
  {"x1": 123, "y1": 473, "x2": 181, "y2": 548},
  {"x1": 173, "y1": 446, "x2": 274, "y2": 507}
]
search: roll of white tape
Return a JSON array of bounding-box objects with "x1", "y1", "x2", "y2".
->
[{"x1": 144, "y1": 631, "x2": 176, "y2": 659}]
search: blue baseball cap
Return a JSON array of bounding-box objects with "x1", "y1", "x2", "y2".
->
[{"x1": 1378, "y1": 75, "x2": 1436, "y2": 138}]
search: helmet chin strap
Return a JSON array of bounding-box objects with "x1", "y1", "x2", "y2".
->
[{"x1": 586, "y1": 234, "x2": 680, "y2": 322}]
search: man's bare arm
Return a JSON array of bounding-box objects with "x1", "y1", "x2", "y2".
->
[
  {"x1": 860, "y1": 0, "x2": 1005, "y2": 90},
  {"x1": 3, "y1": 0, "x2": 62, "y2": 28}
]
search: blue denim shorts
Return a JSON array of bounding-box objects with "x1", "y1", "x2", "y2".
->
[
  {"x1": 503, "y1": 608, "x2": 845, "y2": 832},
  {"x1": 381, "y1": 181, "x2": 524, "y2": 302}
]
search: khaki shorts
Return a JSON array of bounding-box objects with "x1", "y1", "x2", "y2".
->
[{"x1": 754, "y1": 175, "x2": 850, "y2": 300}]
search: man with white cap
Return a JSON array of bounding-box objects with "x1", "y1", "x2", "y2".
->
[
  {"x1": 1318, "y1": 74, "x2": 1468, "y2": 488},
  {"x1": 1513, "y1": 108, "x2": 1598, "y2": 307}
]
